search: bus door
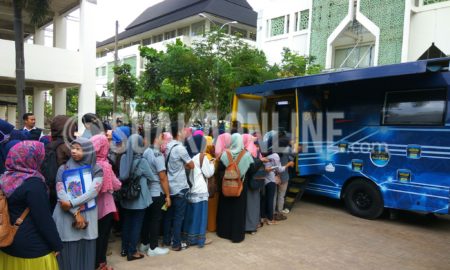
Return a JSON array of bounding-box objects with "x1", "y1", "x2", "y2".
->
[
  {"x1": 232, "y1": 94, "x2": 264, "y2": 133},
  {"x1": 265, "y1": 94, "x2": 297, "y2": 134}
]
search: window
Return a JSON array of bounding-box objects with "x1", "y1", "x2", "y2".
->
[
  {"x1": 382, "y1": 89, "x2": 447, "y2": 126},
  {"x1": 249, "y1": 31, "x2": 256, "y2": 41},
  {"x1": 101, "y1": 66, "x2": 106, "y2": 76},
  {"x1": 191, "y1": 21, "x2": 205, "y2": 36},
  {"x1": 270, "y1": 16, "x2": 285, "y2": 36},
  {"x1": 231, "y1": 27, "x2": 247, "y2": 38},
  {"x1": 96, "y1": 67, "x2": 99, "y2": 77},
  {"x1": 296, "y1": 10, "x2": 309, "y2": 31},
  {"x1": 152, "y1": 34, "x2": 163, "y2": 43},
  {"x1": 177, "y1": 26, "x2": 190, "y2": 36},
  {"x1": 165, "y1": 30, "x2": 176, "y2": 40},
  {"x1": 334, "y1": 45, "x2": 374, "y2": 68},
  {"x1": 143, "y1": 38, "x2": 151, "y2": 45}
]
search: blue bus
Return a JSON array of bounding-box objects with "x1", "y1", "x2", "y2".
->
[{"x1": 234, "y1": 58, "x2": 450, "y2": 219}]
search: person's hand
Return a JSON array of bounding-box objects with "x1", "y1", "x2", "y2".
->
[
  {"x1": 165, "y1": 196, "x2": 172, "y2": 208},
  {"x1": 287, "y1": 161, "x2": 295, "y2": 168},
  {"x1": 260, "y1": 157, "x2": 269, "y2": 163},
  {"x1": 59, "y1": 200, "x2": 72, "y2": 211},
  {"x1": 74, "y1": 212, "x2": 86, "y2": 229},
  {"x1": 54, "y1": 252, "x2": 60, "y2": 257}
]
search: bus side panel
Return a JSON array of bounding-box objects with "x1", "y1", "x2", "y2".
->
[{"x1": 298, "y1": 75, "x2": 450, "y2": 214}]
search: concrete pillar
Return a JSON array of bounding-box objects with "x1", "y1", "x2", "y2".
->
[
  {"x1": 53, "y1": 87, "x2": 67, "y2": 116},
  {"x1": 53, "y1": 14, "x2": 67, "y2": 49},
  {"x1": 78, "y1": 0, "x2": 97, "y2": 134},
  {"x1": 33, "y1": 88, "x2": 45, "y2": 129},
  {"x1": 7, "y1": 106, "x2": 16, "y2": 127},
  {"x1": 34, "y1": 27, "x2": 45, "y2": 45},
  {"x1": 0, "y1": 106, "x2": 6, "y2": 119}
]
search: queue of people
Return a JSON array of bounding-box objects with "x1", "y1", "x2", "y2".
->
[{"x1": 0, "y1": 114, "x2": 296, "y2": 270}]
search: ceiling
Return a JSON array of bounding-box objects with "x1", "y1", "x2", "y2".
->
[{"x1": 0, "y1": 0, "x2": 79, "y2": 41}]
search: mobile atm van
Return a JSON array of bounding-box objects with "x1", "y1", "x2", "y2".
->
[{"x1": 234, "y1": 58, "x2": 450, "y2": 219}]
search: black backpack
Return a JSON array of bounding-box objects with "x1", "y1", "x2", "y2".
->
[{"x1": 41, "y1": 139, "x2": 65, "y2": 211}]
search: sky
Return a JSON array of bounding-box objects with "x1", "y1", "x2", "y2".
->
[{"x1": 94, "y1": 0, "x2": 269, "y2": 42}]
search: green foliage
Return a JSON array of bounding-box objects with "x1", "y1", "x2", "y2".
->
[
  {"x1": 96, "y1": 94, "x2": 113, "y2": 119},
  {"x1": 278, "y1": 48, "x2": 322, "y2": 77},
  {"x1": 66, "y1": 87, "x2": 79, "y2": 117}
]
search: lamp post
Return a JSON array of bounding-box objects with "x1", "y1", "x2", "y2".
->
[{"x1": 198, "y1": 13, "x2": 237, "y2": 123}]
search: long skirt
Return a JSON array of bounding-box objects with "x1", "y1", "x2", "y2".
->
[
  {"x1": 0, "y1": 251, "x2": 59, "y2": 270},
  {"x1": 182, "y1": 200, "x2": 208, "y2": 247},
  {"x1": 57, "y1": 239, "x2": 95, "y2": 270},
  {"x1": 216, "y1": 184, "x2": 247, "y2": 243},
  {"x1": 245, "y1": 187, "x2": 261, "y2": 232},
  {"x1": 207, "y1": 192, "x2": 219, "y2": 232}
]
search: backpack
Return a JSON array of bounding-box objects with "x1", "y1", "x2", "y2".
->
[
  {"x1": 0, "y1": 190, "x2": 29, "y2": 247},
  {"x1": 200, "y1": 153, "x2": 216, "y2": 198},
  {"x1": 41, "y1": 139, "x2": 65, "y2": 211},
  {"x1": 222, "y1": 150, "x2": 246, "y2": 197},
  {"x1": 119, "y1": 158, "x2": 143, "y2": 200}
]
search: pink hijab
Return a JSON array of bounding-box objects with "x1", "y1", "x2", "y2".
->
[
  {"x1": 0, "y1": 141, "x2": 45, "y2": 197},
  {"x1": 161, "y1": 132, "x2": 173, "y2": 154},
  {"x1": 91, "y1": 134, "x2": 121, "y2": 193},
  {"x1": 242, "y1": 134, "x2": 258, "y2": 158},
  {"x1": 215, "y1": 133, "x2": 231, "y2": 158},
  {"x1": 193, "y1": 130, "x2": 204, "y2": 137}
]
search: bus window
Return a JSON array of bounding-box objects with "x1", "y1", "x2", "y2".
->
[{"x1": 382, "y1": 89, "x2": 447, "y2": 126}]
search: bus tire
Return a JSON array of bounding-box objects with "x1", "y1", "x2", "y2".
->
[{"x1": 344, "y1": 179, "x2": 384, "y2": 220}]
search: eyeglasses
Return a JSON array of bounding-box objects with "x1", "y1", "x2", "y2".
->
[{"x1": 0, "y1": 129, "x2": 11, "y2": 144}]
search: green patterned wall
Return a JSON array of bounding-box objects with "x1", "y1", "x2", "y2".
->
[
  {"x1": 360, "y1": 0, "x2": 405, "y2": 65},
  {"x1": 310, "y1": 0, "x2": 349, "y2": 66}
]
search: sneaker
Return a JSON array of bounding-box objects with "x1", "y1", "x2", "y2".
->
[
  {"x1": 204, "y1": 238, "x2": 213, "y2": 245},
  {"x1": 281, "y1": 208, "x2": 290, "y2": 214},
  {"x1": 147, "y1": 247, "x2": 169, "y2": 256},
  {"x1": 139, "y1": 244, "x2": 149, "y2": 253},
  {"x1": 274, "y1": 213, "x2": 287, "y2": 221}
]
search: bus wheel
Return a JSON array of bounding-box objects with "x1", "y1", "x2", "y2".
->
[{"x1": 344, "y1": 179, "x2": 384, "y2": 219}]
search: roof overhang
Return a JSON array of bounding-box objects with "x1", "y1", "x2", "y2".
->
[
  {"x1": 237, "y1": 58, "x2": 450, "y2": 95},
  {"x1": 0, "y1": 0, "x2": 79, "y2": 41}
]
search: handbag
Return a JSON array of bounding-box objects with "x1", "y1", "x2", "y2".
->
[
  {"x1": 200, "y1": 153, "x2": 217, "y2": 198},
  {"x1": 119, "y1": 159, "x2": 142, "y2": 200}
]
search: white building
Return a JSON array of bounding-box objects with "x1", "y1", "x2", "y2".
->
[
  {"x1": 257, "y1": 0, "x2": 450, "y2": 67},
  {"x1": 95, "y1": 0, "x2": 257, "y2": 95},
  {"x1": 0, "y1": 0, "x2": 97, "y2": 130}
]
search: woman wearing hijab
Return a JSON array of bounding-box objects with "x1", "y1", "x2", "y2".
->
[
  {"x1": 182, "y1": 135, "x2": 215, "y2": 247},
  {"x1": 91, "y1": 135, "x2": 122, "y2": 270},
  {"x1": 53, "y1": 137, "x2": 104, "y2": 270},
  {"x1": 119, "y1": 134, "x2": 153, "y2": 261},
  {"x1": 0, "y1": 119, "x2": 15, "y2": 174},
  {"x1": 242, "y1": 134, "x2": 265, "y2": 234},
  {"x1": 216, "y1": 133, "x2": 255, "y2": 243},
  {"x1": 215, "y1": 133, "x2": 231, "y2": 158},
  {"x1": 0, "y1": 141, "x2": 62, "y2": 270},
  {"x1": 49, "y1": 115, "x2": 77, "y2": 166},
  {"x1": 205, "y1": 136, "x2": 219, "y2": 232}
]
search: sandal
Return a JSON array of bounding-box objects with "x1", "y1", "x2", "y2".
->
[{"x1": 127, "y1": 253, "x2": 144, "y2": 261}]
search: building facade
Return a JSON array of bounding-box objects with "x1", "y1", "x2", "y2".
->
[
  {"x1": 0, "y1": 0, "x2": 97, "y2": 129},
  {"x1": 95, "y1": 0, "x2": 257, "y2": 95},
  {"x1": 257, "y1": 0, "x2": 450, "y2": 68}
]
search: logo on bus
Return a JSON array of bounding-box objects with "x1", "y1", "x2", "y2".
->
[{"x1": 370, "y1": 144, "x2": 390, "y2": 167}]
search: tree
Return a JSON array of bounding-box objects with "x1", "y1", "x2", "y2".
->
[
  {"x1": 278, "y1": 47, "x2": 322, "y2": 77},
  {"x1": 112, "y1": 63, "x2": 138, "y2": 117},
  {"x1": 13, "y1": 0, "x2": 50, "y2": 127},
  {"x1": 66, "y1": 87, "x2": 79, "y2": 117},
  {"x1": 96, "y1": 94, "x2": 113, "y2": 119}
]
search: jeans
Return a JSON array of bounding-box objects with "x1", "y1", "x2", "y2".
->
[
  {"x1": 264, "y1": 182, "x2": 276, "y2": 221},
  {"x1": 121, "y1": 209, "x2": 146, "y2": 256},
  {"x1": 276, "y1": 181, "x2": 288, "y2": 212},
  {"x1": 163, "y1": 188, "x2": 188, "y2": 248},
  {"x1": 141, "y1": 195, "x2": 165, "y2": 249}
]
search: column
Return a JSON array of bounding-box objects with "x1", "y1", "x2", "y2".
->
[
  {"x1": 0, "y1": 106, "x2": 6, "y2": 119},
  {"x1": 33, "y1": 88, "x2": 45, "y2": 129},
  {"x1": 53, "y1": 87, "x2": 67, "y2": 116},
  {"x1": 53, "y1": 13, "x2": 67, "y2": 49},
  {"x1": 34, "y1": 27, "x2": 45, "y2": 45},
  {"x1": 7, "y1": 106, "x2": 16, "y2": 126},
  {"x1": 78, "y1": 0, "x2": 97, "y2": 133}
]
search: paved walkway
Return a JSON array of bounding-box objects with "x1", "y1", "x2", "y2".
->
[{"x1": 108, "y1": 196, "x2": 450, "y2": 270}]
